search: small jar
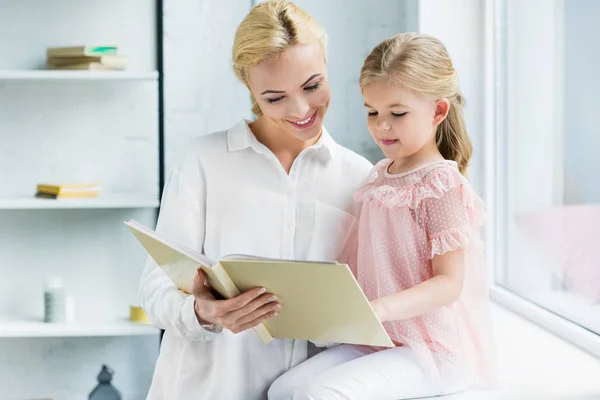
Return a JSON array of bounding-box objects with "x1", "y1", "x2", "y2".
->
[{"x1": 44, "y1": 277, "x2": 66, "y2": 323}]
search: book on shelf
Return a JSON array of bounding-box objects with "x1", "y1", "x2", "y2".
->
[
  {"x1": 35, "y1": 183, "x2": 102, "y2": 199},
  {"x1": 49, "y1": 63, "x2": 125, "y2": 71},
  {"x1": 46, "y1": 46, "x2": 118, "y2": 58},
  {"x1": 124, "y1": 219, "x2": 394, "y2": 348},
  {"x1": 46, "y1": 45, "x2": 127, "y2": 71},
  {"x1": 47, "y1": 55, "x2": 127, "y2": 68}
]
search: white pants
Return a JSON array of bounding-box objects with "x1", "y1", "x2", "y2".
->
[{"x1": 267, "y1": 344, "x2": 465, "y2": 400}]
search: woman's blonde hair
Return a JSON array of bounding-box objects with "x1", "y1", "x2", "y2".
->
[
  {"x1": 360, "y1": 33, "x2": 472, "y2": 175},
  {"x1": 232, "y1": 0, "x2": 328, "y2": 116}
]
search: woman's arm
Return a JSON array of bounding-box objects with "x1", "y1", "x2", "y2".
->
[
  {"x1": 371, "y1": 248, "x2": 465, "y2": 322},
  {"x1": 139, "y1": 163, "x2": 218, "y2": 341}
]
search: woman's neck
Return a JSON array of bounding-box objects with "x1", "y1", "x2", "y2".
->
[{"x1": 249, "y1": 117, "x2": 322, "y2": 173}]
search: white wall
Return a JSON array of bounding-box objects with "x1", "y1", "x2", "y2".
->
[
  {"x1": 163, "y1": 0, "x2": 253, "y2": 173},
  {"x1": 563, "y1": 0, "x2": 600, "y2": 205},
  {"x1": 417, "y1": 0, "x2": 486, "y2": 194}
]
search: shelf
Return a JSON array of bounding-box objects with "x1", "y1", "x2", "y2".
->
[
  {"x1": 0, "y1": 70, "x2": 158, "y2": 81},
  {"x1": 0, "y1": 318, "x2": 159, "y2": 338},
  {"x1": 0, "y1": 194, "x2": 159, "y2": 209}
]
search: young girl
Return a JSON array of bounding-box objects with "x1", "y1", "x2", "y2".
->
[{"x1": 268, "y1": 33, "x2": 497, "y2": 399}]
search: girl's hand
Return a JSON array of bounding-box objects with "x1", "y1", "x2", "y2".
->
[{"x1": 370, "y1": 299, "x2": 387, "y2": 322}]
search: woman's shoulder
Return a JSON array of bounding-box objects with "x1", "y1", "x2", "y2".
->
[
  {"x1": 321, "y1": 128, "x2": 372, "y2": 172},
  {"x1": 177, "y1": 120, "x2": 248, "y2": 159},
  {"x1": 323, "y1": 131, "x2": 373, "y2": 186},
  {"x1": 186, "y1": 122, "x2": 242, "y2": 155},
  {"x1": 333, "y1": 144, "x2": 373, "y2": 174},
  {"x1": 169, "y1": 121, "x2": 245, "y2": 176}
]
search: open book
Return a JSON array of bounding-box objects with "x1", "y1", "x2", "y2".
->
[{"x1": 125, "y1": 219, "x2": 394, "y2": 347}]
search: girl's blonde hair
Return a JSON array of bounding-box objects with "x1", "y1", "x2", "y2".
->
[
  {"x1": 360, "y1": 33, "x2": 472, "y2": 175},
  {"x1": 232, "y1": 1, "x2": 328, "y2": 116}
]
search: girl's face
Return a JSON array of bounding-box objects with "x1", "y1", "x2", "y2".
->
[
  {"x1": 247, "y1": 43, "x2": 330, "y2": 143},
  {"x1": 362, "y1": 79, "x2": 449, "y2": 162}
]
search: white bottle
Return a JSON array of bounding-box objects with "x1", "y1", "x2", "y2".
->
[{"x1": 44, "y1": 277, "x2": 66, "y2": 323}]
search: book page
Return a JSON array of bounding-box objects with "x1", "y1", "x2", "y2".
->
[
  {"x1": 221, "y1": 254, "x2": 337, "y2": 264},
  {"x1": 125, "y1": 220, "x2": 215, "y2": 268}
]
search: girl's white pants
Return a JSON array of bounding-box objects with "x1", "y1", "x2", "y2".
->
[{"x1": 268, "y1": 344, "x2": 465, "y2": 400}]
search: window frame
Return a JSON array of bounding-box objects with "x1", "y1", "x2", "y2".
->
[{"x1": 484, "y1": 0, "x2": 600, "y2": 359}]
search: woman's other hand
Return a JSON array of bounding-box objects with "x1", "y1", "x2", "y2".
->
[{"x1": 192, "y1": 269, "x2": 281, "y2": 334}]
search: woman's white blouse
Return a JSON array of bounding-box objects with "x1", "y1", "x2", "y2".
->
[{"x1": 140, "y1": 120, "x2": 373, "y2": 400}]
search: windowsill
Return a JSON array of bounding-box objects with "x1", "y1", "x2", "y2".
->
[
  {"x1": 446, "y1": 303, "x2": 600, "y2": 399},
  {"x1": 529, "y1": 290, "x2": 600, "y2": 334}
]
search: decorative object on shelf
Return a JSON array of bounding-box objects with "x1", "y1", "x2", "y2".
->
[
  {"x1": 88, "y1": 365, "x2": 122, "y2": 400},
  {"x1": 129, "y1": 305, "x2": 151, "y2": 324},
  {"x1": 35, "y1": 183, "x2": 102, "y2": 199},
  {"x1": 46, "y1": 45, "x2": 128, "y2": 71},
  {"x1": 43, "y1": 277, "x2": 67, "y2": 323}
]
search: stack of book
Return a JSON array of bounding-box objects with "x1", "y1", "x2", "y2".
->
[
  {"x1": 46, "y1": 45, "x2": 127, "y2": 71},
  {"x1": 35, "y1": 183, "x2": 102, "y2": 199}
]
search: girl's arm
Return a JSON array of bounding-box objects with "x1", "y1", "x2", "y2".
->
[{"x1": 371, "y1": 249, "x2": 465, "y2": 322}]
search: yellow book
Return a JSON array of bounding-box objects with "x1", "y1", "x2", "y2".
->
[
  {"x1": 36, "y1": 183, "x2": 101, "y2": 196},
  {"x1": 125, "y1": 219, "x2": 394, "y2": 347},
  {"x1": 49, "y1": 63, "x2": 125, "y2": 71},
  {"x1": 47, "y1": 55, "x2": 128, "y2": 68}
]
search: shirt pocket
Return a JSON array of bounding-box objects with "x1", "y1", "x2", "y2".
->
[{"x1": 306, "y1": 201, "x2": 357, "y2": 262}]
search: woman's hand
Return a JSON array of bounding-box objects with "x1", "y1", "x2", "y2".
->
[{"x1": 191, "y1": 269, "x2": 281, "y2": 334}]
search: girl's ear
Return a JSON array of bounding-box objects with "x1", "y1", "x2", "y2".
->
[{"x1": 433, "y1": 98, "x2": 450, "y2": 126}]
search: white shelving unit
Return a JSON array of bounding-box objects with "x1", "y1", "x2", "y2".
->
[
  {"x1": 0, "y1": 319, "x2": 158, "y2": 338},
  {"x1": 0, "y1": 70, "x2": 158, "y2": 81},
  {"x1": 0, "y1": 194, "x2": 159, "y2": 210},
  {"x1": 0, "y1": 1, "x2": 162, "y2": 397}
]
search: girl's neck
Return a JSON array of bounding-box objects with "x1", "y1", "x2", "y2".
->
[{"x1": 388, "y1": 140, "x2": 445, "y2": 175}]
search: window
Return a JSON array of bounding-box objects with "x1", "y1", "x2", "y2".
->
[{"x1": 493, "y1": 0, "x2": 600, "y2": 337}]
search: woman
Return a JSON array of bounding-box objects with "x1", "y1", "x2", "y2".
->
[{"x1": 139, "y1": 1, "x2": 372, "y2": 399}]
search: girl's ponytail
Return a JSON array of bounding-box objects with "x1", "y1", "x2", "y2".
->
[{"x1": 436, "y1": 93, "x2": 472, "y2": 175}]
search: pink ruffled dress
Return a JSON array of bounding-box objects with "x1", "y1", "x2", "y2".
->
[{"x1": 350, "y1": 159, "x2": 497, "y2": 387}]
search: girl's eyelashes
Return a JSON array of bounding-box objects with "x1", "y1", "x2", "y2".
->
[{"x1": 367, "y1": 111, "x2": 407, "y2": 117}]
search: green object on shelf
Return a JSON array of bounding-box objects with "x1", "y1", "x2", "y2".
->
[
  {"x1": 88, "y1": 365, "x2": 122, "y2": 400},
  {"x1": 89, "y1": 46, "x2": 117, "y2": 54}
]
